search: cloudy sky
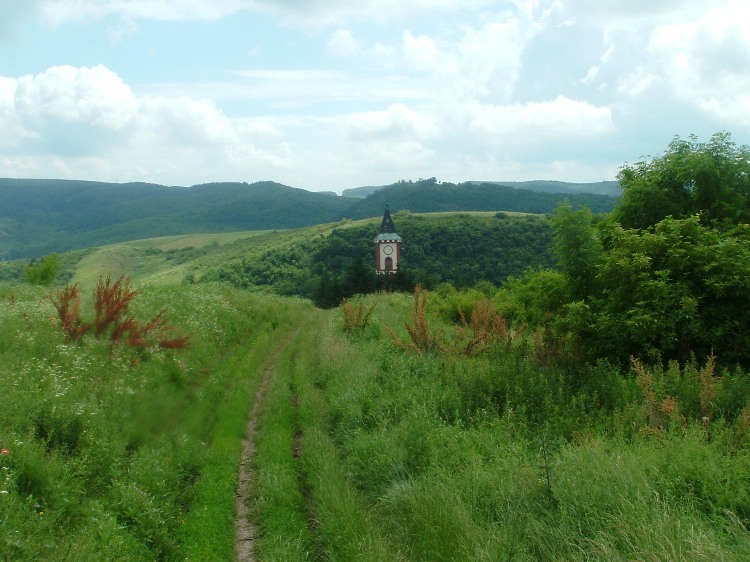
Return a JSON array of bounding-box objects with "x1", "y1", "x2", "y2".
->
[{"x1": 1, "y1": 1, "x2": 748, "y2": 192}]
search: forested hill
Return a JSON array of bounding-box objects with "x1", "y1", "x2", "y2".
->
[
  {"x1": 0, "y1": 177, "x2": 618, "y2": 259},
  {"x1": 0, "y1": 179, "x2": 353, "y2": 260},
  {"x1": 343, "y1": 179, "x2": 620, "y2": 198},
  {"x1": 343, "y1": 179, "x2": 617, "y2": 218}
]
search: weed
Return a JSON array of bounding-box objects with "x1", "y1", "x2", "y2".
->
[
  {"x1": 451, "y1": 300, "x2": 524, "y2": 356},
  {"x1": 342, "y1": 299, "x2": 376, "y2": 336},
  {"x1": 387, "y1": 285, "x2": 445, "y2": 353},
  {"x1": 50, "y1": 284, "x2": 90, "y2": 343},
  {"x1": 50, "y1": 274, "x2": 189, "y2": 353}
]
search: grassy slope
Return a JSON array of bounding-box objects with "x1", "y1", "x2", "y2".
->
[
  {"x1": 4, "y1": 221, "x2": 750, "y2": 560},
  {"x1": 67, "y1": 219, "x2": 371, "y2": 288},
  {"x1": 0, "y1": 280, "x2": 320, "y2": 560},
  {"x1": 70, "y1": 231, "x2": 270, "y2": 287},
  {"x1": 252, "y1": 291, "x2": 750, "y2": 560}
]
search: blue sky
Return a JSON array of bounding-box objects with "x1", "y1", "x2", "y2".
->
[{"x1": 1, "y1": 0, "x2": 748, "y2": 192}]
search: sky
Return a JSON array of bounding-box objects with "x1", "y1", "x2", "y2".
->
[{"x1": 1, "y1": 0, "x2": 749, "y2": 193}]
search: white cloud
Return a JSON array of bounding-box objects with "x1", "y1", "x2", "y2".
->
[
  {"x1": 327, "y1": 29, "x2": 360, "y2": 56},
  {"x1": 0, "y1": 65, "x2": 293, "y2": 184},
  {"x1": 644, "y1": 0, "x2": 750, "y2": 122},
  {"x1": 468, "y1": 96, "x2": 614, "y2": 137},
  {"x1": 617, "y1": 66, "x2": 657, "y2": 97},
  {"x1": 107, "y1": 15, "x2": 140, "y2": 44},
  {"x1": 346, "y1": 103, "x2": 439, "y2": 141},
  {"x1": 35, "y1": 0, "x2": 492, "y2": 26},
  {"x1": 402, "y1": 31, "x2": 440, "y2": 72},
  {"x1": 14, "y1": 65, "x2": 137, "y2": 130},
  {"x1": 561, "y1": 0, "x2": 709, "y2": 22},
  {"x1": 39, "y1": 0, "x2": 244, "y2": 24}
]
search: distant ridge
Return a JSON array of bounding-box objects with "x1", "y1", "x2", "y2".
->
[
  {"x1": 0, "y1": 177, "x2": 619, "y2": 260},
  {"x1": 343, "y1": 179, "x2": 620, "y2": 198}
]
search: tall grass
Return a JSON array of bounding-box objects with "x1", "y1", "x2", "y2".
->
[
  {"x1": 5, "y1": 278, "x2": 750, "y2": 560},
  {"x1": 0, "y1": 282, "x2": 300, "y2": 560},
  {"x1": 276, "y1": 290, "x2": 750, "y2": 560}
]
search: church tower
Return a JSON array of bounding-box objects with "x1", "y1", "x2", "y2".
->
[{"x1": 374, "y1": 206, "x2": 402, "y2": 274}]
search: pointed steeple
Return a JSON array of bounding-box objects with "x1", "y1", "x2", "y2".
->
[{"x1": 379, "y1": 204, "x2": 397, "y2": 234}]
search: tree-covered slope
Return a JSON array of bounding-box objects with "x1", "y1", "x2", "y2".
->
[
  {"x1": 0, "y1": 179, "x2": 355, "y2": 259},
  {"x1": 204, "y1": 211, "x2": 554, "y2": 306},
  {"x1": 0, "y1": 177, "x2": 617, "y2": 260},
  {"x1": 344, "y1": 178, "x2": 617, "y2": 219},
  {"x1": 342, "y1": 179, "x2": 620, "y2": 198}
]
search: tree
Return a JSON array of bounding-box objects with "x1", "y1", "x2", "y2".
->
[
  {"x1": 614, "y1": 132, "x2": 750, "y2": 230},
  {"x1": 342, "y1": 257, "x2": 377, "y2": 297},
  {"x1": 24, "y1": 253, "x2": 61, "y2": 286},
  {"x1": 550, "y1": 201, "x2": 603, "y2": 300},
  {"x1": 567, "y1": 217, "x2": 750, "y2": 365}
]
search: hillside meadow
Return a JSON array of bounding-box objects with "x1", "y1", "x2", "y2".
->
[{"x1": 2, "y1": 276, "x2": 750, "y2": 560}]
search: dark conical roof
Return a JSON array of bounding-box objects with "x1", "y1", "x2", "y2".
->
[
  {"x1": 374, "y1": 205, "x2": 402, "y2": 243},
  {"x1": 379, "y1": 206, "x2": 397, "y2": 234}
]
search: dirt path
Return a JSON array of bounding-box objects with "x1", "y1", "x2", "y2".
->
[
  {"x1": 234, "y1": 327, "x2": 301, "y2": 561},
  {"x1": 234, "y1": 360, "x2": 273, "y2": 561}
]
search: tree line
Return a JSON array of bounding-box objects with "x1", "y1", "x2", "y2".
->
[{"x1": 499, "y1": 132, "x2": 750, "y2": 367}]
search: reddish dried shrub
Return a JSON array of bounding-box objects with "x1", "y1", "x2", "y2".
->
[{"x1": 50, "y1": 274, "x2": 188, "y2": 354}]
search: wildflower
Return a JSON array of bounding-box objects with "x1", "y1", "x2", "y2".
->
[{"x1": 0, "y1": 448, "x2": 9, "y2": 455}]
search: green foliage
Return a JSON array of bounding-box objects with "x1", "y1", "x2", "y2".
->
[
  {"x1": 205, "y1": 212, "x2": 555, "y2": 305},
  {"x1": 502, "y1": 134, "x2": 750, "y2": 367},
  {"x1": 550, "y1": 201, "x2": 603, "y2": 299},
  {"x1": 615, "y1": 132, "x2": 750, "y2": 229},
  {"x1": 566, "y1": 216, "x2": 750, "y2": 365},
  {"x1": 24, "y1": 253, "x2": 61, "y2": 286},
  {"x1": 345, "y1": 178, "x2": 618, "y2": 219}
]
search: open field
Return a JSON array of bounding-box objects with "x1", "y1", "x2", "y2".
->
[{"x1": 3, "y1": 276, "x2": 750, "y2": 560}]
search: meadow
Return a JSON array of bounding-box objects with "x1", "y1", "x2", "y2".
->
[
  {"x1": 4, "y1": 273, "x2": 750, "y2": 560},
  {"x1": 0, "y1": 279, "x2": 318, "y2": 560}
]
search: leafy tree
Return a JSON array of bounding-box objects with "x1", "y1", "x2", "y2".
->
[
  {"x1": 504, "y1": 134, "x2": 750, "y2": 367},
  {"x1": 615, "y1": 132, "x2": 750, "y2": 230},
  {"x1": 342, "y1": 256, "x2": 377, "y2": 297},
  {"x1": 24, "y1": 253, "x2": 61, "y2": 286},
  {"x1": 550, "y1": 201, "x2": 603, "y2": 300}
]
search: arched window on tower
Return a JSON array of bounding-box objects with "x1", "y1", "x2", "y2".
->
[{"x1": 385, "y1": 257, "x2": 393, "y2": 272}]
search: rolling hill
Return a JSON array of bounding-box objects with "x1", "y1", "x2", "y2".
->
[{"x1": 0, "y1": 177, "x2": 618, "y2": 260}]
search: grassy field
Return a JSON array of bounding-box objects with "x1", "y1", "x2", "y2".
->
[
  {"x1": 249, "y1": 290, "x2": 750, "y2": 560},
  {"x1": 0, "y1": 280, "x2": 317, "y2": 560},
  {"x1": 3, "y1": 223, "x2": 750, "y2": 560},
  {"x1": 69, "y1": 231, "x2": 272, "y2": 287}
]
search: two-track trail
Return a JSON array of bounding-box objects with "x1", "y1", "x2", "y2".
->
[
  {"x1": 233, "y1": 311, "x2": 317, "y2": 562},
  {"x1": 234, "y1": 358, "x2": 270, "y2": 562}
]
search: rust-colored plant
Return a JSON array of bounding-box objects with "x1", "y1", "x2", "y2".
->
[
  {"x1": 50, "y1": 274, "x2": 189, "y2": 355},
  {"x1": 387, "y1": 285, "x2": 445, "y2": 353},
  {"x1": 50, "y1": 284, "x2": 90, "y2": 343},
  {"x1": 451, "y1": 300, "x2": 523, "y2": 356},
  {"x1": 632, "y1": 357, "x2": 662, "y2": 430},
  {"x1": 342, "y1": 300, "x2": 376, "y2": 335},
  {"x1": 93, "y1": 274, "x2": 141, "y2": 337}
]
